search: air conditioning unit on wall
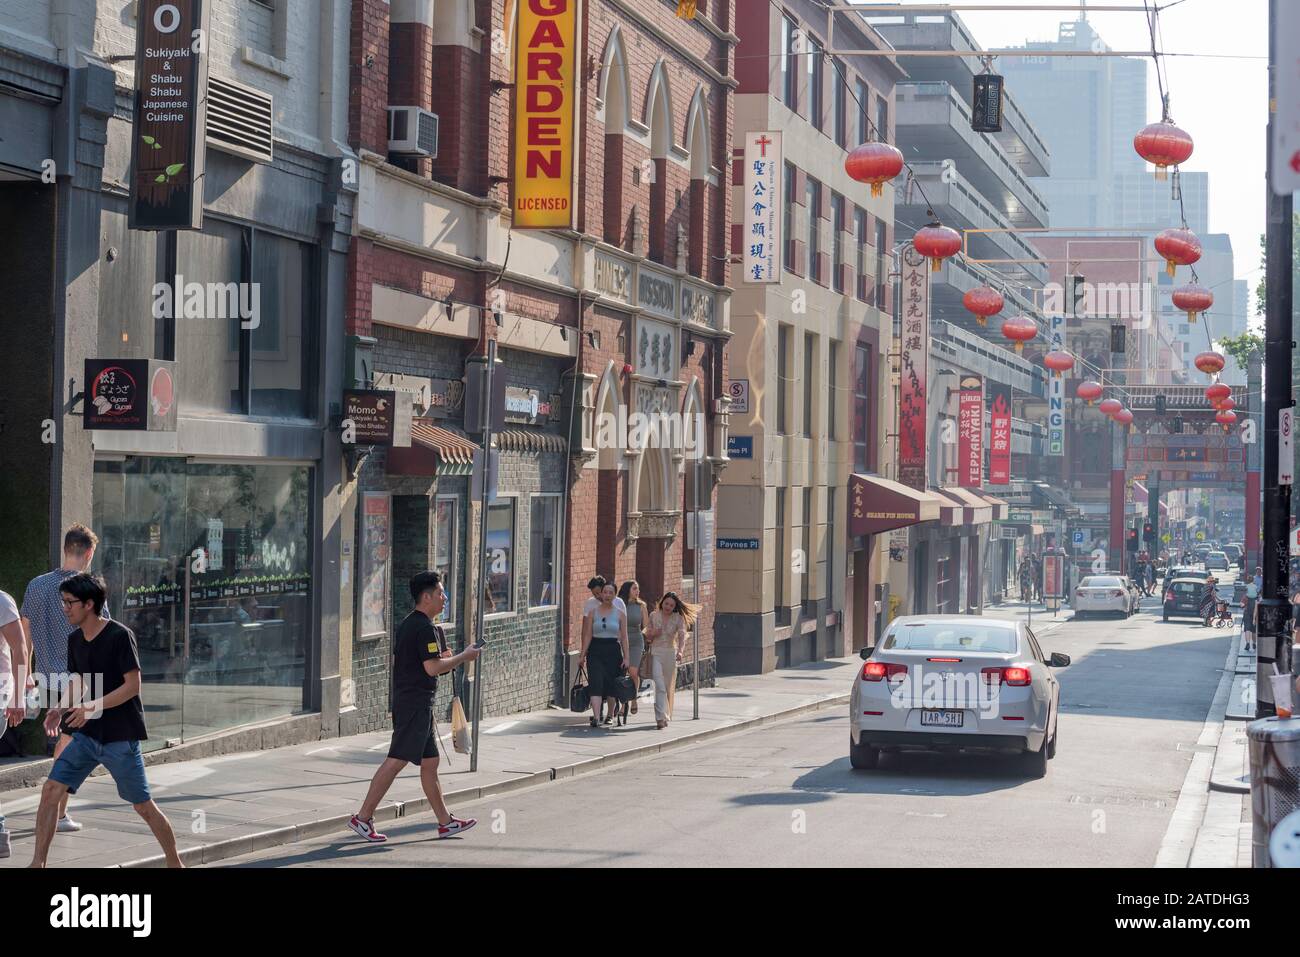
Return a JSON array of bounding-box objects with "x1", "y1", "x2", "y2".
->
[{"x1": 387, "y1": 106, "x2": 439, "y2": 157}]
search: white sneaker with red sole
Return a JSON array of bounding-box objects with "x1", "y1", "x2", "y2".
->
[
  {"x1": 347, "y1": 815, "x2": 388, "y2": 842},
  {"x1": 436, "y1": 816, "x2": 477, "y2": 839}
]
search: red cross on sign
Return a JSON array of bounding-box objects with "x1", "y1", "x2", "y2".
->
[{"x1": 755, "y1": 135, "x2": 772, "y2": 157}]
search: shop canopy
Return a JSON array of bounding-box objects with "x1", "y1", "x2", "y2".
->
[
  {"x1": 934, "y1": 487, "x2": 993, "y2": 527},
  {"x1": 975, "y1": 491, "x2": 1009, "y2": 521},
  {"x1": 849, "y1": 474, "x2": 942, "y2": 536},
  {"x1": 386, "y1": 420, "x2": 481, "y2": 477}
]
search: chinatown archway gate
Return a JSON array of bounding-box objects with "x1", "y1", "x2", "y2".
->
[{"x1": 1109, "y1": 385, "x2": 1256, "y2": 573}]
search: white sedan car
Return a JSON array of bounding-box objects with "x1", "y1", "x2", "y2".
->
[
  {"x1": 1072, "y1": 575, "x2": 1133, "y2": 618},
  {"x1": 850, "y1": 616, "x2": 1069, "y2": 778}
]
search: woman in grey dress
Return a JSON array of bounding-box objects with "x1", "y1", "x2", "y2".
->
[{"x1": 618, "y1": 580, "x2": 648, "y2": 716}]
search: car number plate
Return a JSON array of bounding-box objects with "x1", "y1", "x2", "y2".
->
[{"x1": 920, "y1": 710, "x2": 963, "y2": 728}]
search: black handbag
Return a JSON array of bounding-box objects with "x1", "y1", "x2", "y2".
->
[
  {"x1": 569, "y1": 666, "x2": 591, "y2": 713},
  {"x1": 612, "y1": 670, "x2": 637, "y2": 704}
]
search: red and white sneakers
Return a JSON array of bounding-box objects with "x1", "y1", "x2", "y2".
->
[
  {"x1": 436, "y1": 815, "x2": 477, "y2": 839},
  {"x1": 347, "y1": 815, "x2": 388, "y2": 843}
]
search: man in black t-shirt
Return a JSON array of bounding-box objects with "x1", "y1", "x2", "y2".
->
[
  {"x1": 30, "y1": 573, "x2": 182, "y2": 868},
  {"x1": 348, "y1": 571, "x2": 482, "y2": 843}
]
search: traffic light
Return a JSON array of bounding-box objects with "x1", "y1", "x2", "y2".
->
[
  {"x1": 1171, "y1": 416, "x2": 1183, "y2": 434},
  {"x1": 1143, "y1": 522, "x2": 1155, "y2": 543},
  {"x1": 1065, "y1": 274, "x2": 1086, "y2": 318},
  {"x1": 1154, "y1": 395, "x2": 1167, "y2": 416},
  {"x1": 1126, "y1": 528, "x2": 1139, "y2": 552}
]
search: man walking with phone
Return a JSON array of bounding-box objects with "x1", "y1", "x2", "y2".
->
[
  {"x1": 30, "y1": 573, "x2": 182, "y2": 868},
  {"x1": 348, "y1": 572, "x2": 482, "y2": 843}
]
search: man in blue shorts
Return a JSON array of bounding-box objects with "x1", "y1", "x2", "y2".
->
[{"x1": 29, "y1": 573, "x2": 181, "y2": 868}]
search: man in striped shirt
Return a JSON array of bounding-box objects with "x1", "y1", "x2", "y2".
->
[{"x1": 21, "y1": 524, "x2": 108, "y2": 834}]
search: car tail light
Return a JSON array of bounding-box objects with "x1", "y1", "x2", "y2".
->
[
  {"x1": 1165, "y1": 591, "x2": 1175, "y2": 602},
  {"x1": 1111, "y1": 590, "x2": 1125, "y2": 598},
  {"x1": 983, "y1": 666, "x2": 1032, "y2": 686},
  {"x1": 926, "y1": 657, "x2": 962, "y2": 663},
  {"x1": 862, "y1": 661, "x2": 908, "y2": 681}
]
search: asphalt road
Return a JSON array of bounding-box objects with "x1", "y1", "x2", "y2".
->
[{"x1": 224, "y1": 586, "x2": 1235, "y2": 868}]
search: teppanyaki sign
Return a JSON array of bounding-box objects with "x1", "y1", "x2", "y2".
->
[
  {"x1": 512, "y1": 0, "x2": 577, "y2": 229},
  {"x1": 129, "y1": 0, "x2": 211, "y2": 230}
]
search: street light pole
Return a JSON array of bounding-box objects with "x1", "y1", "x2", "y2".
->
[
  {"x1": 470, "y1": 337, "x2": 497, "y2": 770},
  {"x1": 1259, "y1": 0, "x2": 1295, "y2": 715}
]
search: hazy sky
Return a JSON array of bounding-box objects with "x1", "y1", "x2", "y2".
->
[{"x1": 886, "y1": 0, "x2": 1270, "y2": 323}]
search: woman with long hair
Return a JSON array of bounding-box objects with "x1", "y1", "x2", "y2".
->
[
  {"x1": 617, "y1": 580, "x2": 648, "y2": 717},
  {"x1": 644, "y1": 591, "x2": 698, "y2": 729},
  {"x1": 578, "y1": 582, "x2": 628, "y2": 727}
]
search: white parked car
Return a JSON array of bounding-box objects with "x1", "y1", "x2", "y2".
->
[
  {"x1": 1205, "y1": 551, "x2": 1230, "y2": 571},
  {"x1": 849, "y1": 616, "x2": 1069, "y2": 778},
  {"x1": 1073, "y1": 575, "x2": 1133, "y2": 618}
]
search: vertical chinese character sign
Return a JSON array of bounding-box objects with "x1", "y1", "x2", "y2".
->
[
  {"x1": 898, "y1": 245, "x2": 929, "y2": 490},
  {"x1": 742, "y1": 132, "x2": 782, "y2": 284},
  {"x1": 959, "y1": 374, "x2": 984, "y2": 488},
  {"x1": 988, "y1": 383, "x2": 1012, "y2": 485},
  {"x1": 1048, "y1": 311, "x2": 1065, "y2": 456}
]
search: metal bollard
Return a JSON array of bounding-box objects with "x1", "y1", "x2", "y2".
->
[
  {"x1": 1270, "y1": 808, "x2": 1300, "y2": 868},
  {"x1": 1247, "y1": 717, "x2": 1300, "y2": 867}
]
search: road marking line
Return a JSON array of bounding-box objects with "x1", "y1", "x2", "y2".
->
[{"x1": 485, "y1": 721, "x2": 519, "y2": 734}]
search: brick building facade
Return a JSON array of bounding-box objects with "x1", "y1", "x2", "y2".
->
[{"x1": 340, "y1": 0, "x2": 736, "y2": 728}]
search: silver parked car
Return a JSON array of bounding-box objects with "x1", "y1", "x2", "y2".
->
[{"x1": 850, "y1": 616, "x2": 1070, "y2": 778}]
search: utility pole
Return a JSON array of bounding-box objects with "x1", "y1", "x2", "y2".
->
[
  {"x1": 1258, "y1": 0, "x2": 1295, "y2": 716},
  {"x1": 470, "y1": 337, "x2": 497, "y2": 769}
]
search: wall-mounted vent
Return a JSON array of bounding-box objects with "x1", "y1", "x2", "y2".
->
[{"x1": 206, "y1": 75, "x2": 274, "y2": 164}]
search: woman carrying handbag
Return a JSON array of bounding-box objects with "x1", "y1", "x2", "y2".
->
[{"x1": 578, "y1": 582, "x2": 628, "y2": 727}]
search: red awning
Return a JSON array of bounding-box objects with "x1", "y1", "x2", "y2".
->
[
  {"x1": 386, "y1": 420, "x2": 481, "y2": 476},
  {"x1": 974, "y1": 491, "x2": 1009, "y2": 521},
  {"x1": 849, "y1": 474, "x2": 942, "y2": 536},
  {"x1": 934, "y1": 487, "x2": 993, "y2": 527}
]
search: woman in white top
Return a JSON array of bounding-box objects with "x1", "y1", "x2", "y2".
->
[{"x1": 644, "y1": 591, "x2": 696, "y2": 729}]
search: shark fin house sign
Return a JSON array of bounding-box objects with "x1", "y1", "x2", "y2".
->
[{"x1": 129, "y1": 0, "x2": 211, "y2": 231}]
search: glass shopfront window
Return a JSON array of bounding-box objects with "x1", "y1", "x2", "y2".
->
[
  {"x1": 93, "y1": 458, "x2": 313, "y2": 750},
  {"x1": 434, "y1": 497, "x2": 458, "y2": 623},
  {"x1": 485, "y1": 502, "x2": 515, "y2": 614},
  {"x1": 529, "y1": 495, "x2": 559, "y2": 608}
]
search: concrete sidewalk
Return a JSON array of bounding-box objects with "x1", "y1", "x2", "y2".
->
[{"x1": 0, "y1": 658, "x2": 858, "y2": 869}]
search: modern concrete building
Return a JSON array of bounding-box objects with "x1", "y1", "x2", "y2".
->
[{"x1": 718, "y1": 0, "x2": 903, "y2": 671}]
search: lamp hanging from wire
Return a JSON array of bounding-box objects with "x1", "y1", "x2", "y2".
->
[
  {"x1": 1173, "y1": 283, "x2": 1213, "y2": 324},
  {"x1": 1154, "y1": 227, "x2": 1201, "y2": 278},
  {"x1": 912, "y1": 222, "x2": 962, "y2": 272},
  {"x1": 962, "y1": 285, "x2": 1004, "y2": 328},
  {"x1": 1133, "y1": 119, "x2": 1193, "y2": 181},
  {"x1": 1000, "y1": 315, "x2": 1037, "y2": 354},
  {"x1": 845, "y1": 141, "x2": 904, "y2": 199},
  {"x1": 1076, "y1": 380, "x2": 1103, "y2": 405}
]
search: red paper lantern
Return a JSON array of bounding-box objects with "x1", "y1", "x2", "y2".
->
[
  {"x1": 1154, "y1": 227, "x2": 1202, "y2": 278},
  {"x1": 1205, "y1": 382, "x2": 1232, "y2": 405},
  {"x1": 1113, "y1": 408, "x2": 1134, "y2": 427},
  {"x1": 1173, "y1": 283, "x2": 1214, "y2": 324},
  {"x1": 1076, "y1": 380, "x2": 1103, "y2": 405},
  {"x1": 913, "y1": 223, "x2": 962, "y2": 272},
  {"x1": 1193, "y1": 350, "x2": 1225, "y2": 377},
  {"x1": 1216, "y1": 396, "x2": 1237, "y2": 413},
  {"x1": 1044, "y1": 351, "x2": 1075, "y2": 376},
  {"x1": 1000, "y1": 315, "x2": 1037, "y2": 354},
  {"x1": 1099, "y1": 398, "x2": 1123, "y2": 417},
  {"x1": 845, "y1": 142, "x2": 904, "y2": 198},
  {"x1": 962, "y1": 285, "x2": 1004, "y2": 327},
  {"x1": 1133, "y1": 120, "x2": 1194, "y2": 180},
  {"x1": 1215, "y1": 409, "x2": 1238, "y2": 431}
]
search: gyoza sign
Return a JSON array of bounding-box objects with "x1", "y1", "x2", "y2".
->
[{"x1": 742, "y1": 132, "x2": 782, "y2": 283}]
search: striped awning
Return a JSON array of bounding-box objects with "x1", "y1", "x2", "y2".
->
[
  {"x1": 387, "y1": 421, "x2": 481, "y2": 477},
  {"x1": 495, "y1": 429, "x2": 567, "y2": 453}
]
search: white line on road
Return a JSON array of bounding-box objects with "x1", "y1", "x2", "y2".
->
[{"x1": 485, "y1": 721, "x2": 519, "y2": 734}]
